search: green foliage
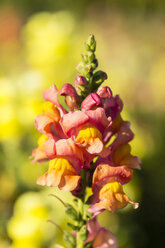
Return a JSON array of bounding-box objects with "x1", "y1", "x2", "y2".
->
[
  {"x1": 63, "y1": 231, "x2": 76, "y2": 248},
  {"x1": 66, "y1": 204, "x2": 78, "y2": 221}
]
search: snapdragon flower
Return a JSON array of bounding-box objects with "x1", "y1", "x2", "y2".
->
[{"x1": 31, "y1": 35, "x2": 140, "y2": 248}]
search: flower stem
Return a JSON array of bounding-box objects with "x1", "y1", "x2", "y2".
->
[
  {"x1": 76, "y1": 170, "x2": 87, "y2": 248},
  {"x1": 77, "y1": 198, "x2": 84, "y2": 248}
]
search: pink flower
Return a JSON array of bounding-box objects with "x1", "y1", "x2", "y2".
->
[
  {"x1": 86, "y1": 217, "x2": 117, "y2": 248},
  {"x1": 97, "y1": 122, "x2": 141, "y2": 170},
  {"x1": 89, "y1": 164, "x2": 138, "y2": 214},
  {"x1": 104, "y1": 95, "x2": 123, "y2": 121},
  {"x1": 37, "y1": 156, "x2": 81, "y2": 191},
  {"x1": 36, "y1": 138, "x2": 85, "y2": 191},
  {"x1": 61, "y1": 107, "x2": 110, "y2": 157}
]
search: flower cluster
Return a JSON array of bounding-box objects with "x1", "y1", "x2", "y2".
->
[{"x1": 31, "y1": 35, "x2": 140, "y2": 248}]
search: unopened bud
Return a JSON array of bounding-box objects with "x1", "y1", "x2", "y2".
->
[
  {"x1": 65, "y1": 95, "x2": 78, "y2": 110},
  {"x1": 97, "y1": 86, "x2": 112, "y2": 98},
  {"x1": 81, "y1": 93, "x2": 102, "y2": 111},
  {"x1": 74, "y1": 75, "x2": 88, "y2": 86},
  {"x1": 86, "y1": 35, "x2": 96, "y2": 52},
  {"x1": 60, "y1": 83, "x2": 78, "y2": 98},
  {"x1": 93, "y1": 70, "x2": 107, "y2": 83},
  {"x1": 74, "y1": 75, "x2": 88, "y2": 96},
  {"x1": 92, "y1": 70, "x2": 108, "y2": 90},
  {"x1": 60, "y1": 83, "x2": 79, "y2": 110}
]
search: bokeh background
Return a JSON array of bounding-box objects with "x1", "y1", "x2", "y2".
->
[{"x1": 0, "y1": 0, "x2": 165, "y2": 247}]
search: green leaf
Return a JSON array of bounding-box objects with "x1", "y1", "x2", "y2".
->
[
  {"x1": 67, "y1": 222, "x2": 79, "y2": 231},
  {"x1": 66, "y1": 204, "x2": 78, "y2": 221},
  {"x1": 84, "y1": 242, "x2": 93, "y2": 248},
  {"x1": 63, "y1": 232, "x2": 76, "y2": 248},
  {"x1": 77, "y1": 225, "x2": 88, "y2": 242}
]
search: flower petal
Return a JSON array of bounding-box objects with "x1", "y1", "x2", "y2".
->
[
  {"x1": 97, "y1": 86, "x2": 112, "y2": 99},
  {"x1": 111, "y1": 144, "x2": 141, "y2": 170},
  {"x1": 110, "y1": 121, "x2": 134, "y2": 151},
  {"x1": 61, "y1": 110, "x2": 89, "y2": 137},
  {"x1": 45, "y1": 138, "x2": 84, "y2": 173},
  {"x1": 43, "y1": 84, "x2": 67, "y2": 115},
  {"x1": 93, "y1": 228, "x2": 117, "y2": 248},
  {"x1": 104, "y1": 94, "x2": 123, "y2": 120},
  {"x1": 93, "y1": 164, "x2": 133, "y2": 187},
  {"x1": 81, "y1": 93, "x2": 102, "y2": 111},
  {"x1": 37, "y1": 157, "x2": 80, "y2": 191}
]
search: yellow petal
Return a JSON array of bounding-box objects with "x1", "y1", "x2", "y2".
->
[
  {"x1": 37, "y1": 134, "x2": 49, "y2": 148},
  {"x1": 76, "y1": 125, "x2": 103, "y2": 154},
  {"x1": 97, "y1": 180, "x2": 137, "y2": 212},
  {"x1": 49, "y1": 157, "x2": 76, "y2": 175},
  {"x1": 41, "y1": 101, "x2": 60, "y2": 122},
  {"x1": 37, "y1": 157, "x2": 80, "y2": 191}
]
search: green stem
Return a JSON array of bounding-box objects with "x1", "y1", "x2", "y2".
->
[
  {"x1": 77, "y1": 198, "x2": 84, "y2": 248},
  {"x1": 76, "y1": 170, "x2": 87, "y2": 248}
]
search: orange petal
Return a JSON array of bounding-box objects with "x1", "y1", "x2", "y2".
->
[
  {"x1": 96, "y1": 180, "x2": 138, "y2": 212},
  {"x1": 93, "y1": 164, "x2": 133, "y2": 186},
  {"x1": 37, "y1": 157, "x2": 80, "y2": 191}
]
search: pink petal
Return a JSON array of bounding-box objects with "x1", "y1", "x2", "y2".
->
[
  {"x1": 86, "y1": 107, "x2": 110, "y2": 134},
  {"x1": 93, "y1": 228, "x2": 117, "y2": 248},
  {"x1": 35, "y1": 114, "x2": 54, "y2": 137},
  {"x1": 31, "y1": 148, "x2": 49, "y2": 163},
  {"x1": 45, "y1": 138, "x2": 84, "y2": 173},
  {"x1": 92, "y1": 164, "x2": 133, "y2": 187},
  {"x1": 60, "y1": 83, "x2": 78, "y2": 98},
  {"x1": 81, "y1": 93, "x2": 102, "y2": 111},
  {"x1": 61, "y1": 108, "x2": 110, "y2": 138},
  {"x1": 61, "y1": 110, "x2": 89, "y2": 137},
  {"x1": 86, "y1": 217, "x2": 101, "y2": 243},
  {"x1": 104, "y1": 95, "x2": 123, "y2": 120},
  {"x1": 74, "y1": 75, "x2": 88, "y2": 86},
  {"x1": 43, "y1": 84, "x2": 67, "y2": 115},
  {"x1": 110, "y1": 121, "x2": 134, "y2": 151},
  {"x1": 97, "y1": 86, "x2": 112, "y2": 98},
  {"x1": 44, "y1": 138, "x2": 56, "y2": 159}
]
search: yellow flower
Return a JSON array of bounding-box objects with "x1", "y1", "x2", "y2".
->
[
  {"x1": 96, "y1": 180, "x2": 138, "y2": 212},
  {"x1": 76, "y1": 125, "x2": 103, "y2": 154}
]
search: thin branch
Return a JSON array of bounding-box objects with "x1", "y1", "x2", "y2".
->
[
  {"x1": 48, "y1": 194, "x2": 67, "y2": 207},
  {"x1": 47, "y1": 219, "x2": 64, "y2": 234}
]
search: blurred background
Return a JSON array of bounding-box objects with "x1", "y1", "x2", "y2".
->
[{"x1": 0, "y1": 0, "x2": 165, "y2": 247}]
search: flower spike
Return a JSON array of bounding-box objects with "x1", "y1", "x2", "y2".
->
[{"x1": 31, "y1": 35, "x2": 140, "y2": 248}]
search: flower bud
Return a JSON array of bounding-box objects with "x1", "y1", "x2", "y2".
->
[
  {"x1": 97, "y1": 86, "x2": 112, "y2": 98},
  {"x1": 60, "y1": 83, "x2": 79, "y2": 110},
  {"x1": 93, "y1": 70, "x2": 107, "y2": 83},
  {"x1": 65, "y1": 96, "x2": 78, "y2": 111},
  {"x1": 86, "y1": 35, "x2": 96, "y2": 52},
  {"x1": 74, "y1": 75, "x2": 88, "y2": 86},
  {"x1": 74, "y1": 75, "x2": 88, "y2": 96},
  {"x1": 81, "y1": 93, "x2": 102, "y2": 111},
  {"x1": 60, "y1": 83, "x2": 78, "y2": 98}
]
